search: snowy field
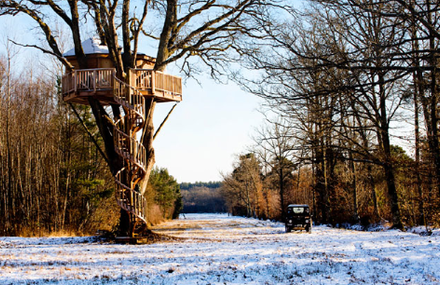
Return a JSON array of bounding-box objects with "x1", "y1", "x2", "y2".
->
[{"x1": 1, "y1": 213, "x2": 440, "y2": 284}]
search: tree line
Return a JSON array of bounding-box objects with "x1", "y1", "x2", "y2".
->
[
  {"x1": 180, "y1": 182, "x2": 226, "y2": 213},
  {"x1": 0, "y1": 53, "x2": 181, "y2": 236},
  {"x1": 180, "y1": 182, "x2": 222, "y2": 191},
  {"x1": 221, "y1": 0, "x2": 440, "y2": 229}
]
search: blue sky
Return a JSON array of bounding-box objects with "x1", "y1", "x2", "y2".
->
[
  {"x1": 0, "y1": 14, "x2": 265, "y2": 183},
  {"x1": 153, "y1": 77, "x2": 264, "y2": 183}
]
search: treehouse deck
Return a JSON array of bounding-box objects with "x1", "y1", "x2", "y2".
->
[{"x1": 62, "y1": 68, "x2": 182, "y2": 105}]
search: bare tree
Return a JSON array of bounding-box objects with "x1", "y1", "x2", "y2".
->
[
  {"x1": 252, "y1": 116, "x2": 298, "y2": 218},
  {"x1": 221, "y1": 153, "x2": 264, "y2": 218}
]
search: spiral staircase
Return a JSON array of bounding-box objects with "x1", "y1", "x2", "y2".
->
[{"x1": 113, "y1": 76, "x2": 149, "y2": 237}]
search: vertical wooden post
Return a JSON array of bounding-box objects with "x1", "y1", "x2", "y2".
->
[
  {"x1": 111, "y1": 69, "x2": 115, "y2": 90},
  {"x1": 93, "y1": 70, "x2": 97, "y2": 92},
  {"x1": 74, "y1": 71, "x2": 77, "y2": 93},
  {"x1": 151, "y1": 71, "x2": 156, "y2": 94},
  {"x1": 129, "y1": 69, "x2": 134, "y2": 91}
]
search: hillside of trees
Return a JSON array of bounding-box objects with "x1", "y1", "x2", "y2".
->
[
  {"x1": 0, "y1": 55, "x2": 182, "y2": 236},
  {"x1": 180, "y1": 182, "x2": 226, "y2": 213}
]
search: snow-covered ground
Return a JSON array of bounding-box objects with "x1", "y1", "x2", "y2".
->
[{"x1": 1, "y1": 213, "x2": 439, "y2": 284}]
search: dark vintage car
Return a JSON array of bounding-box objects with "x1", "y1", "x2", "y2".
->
[{"x1": 285, "y1": 204, "x2": 312, "y2": 233}]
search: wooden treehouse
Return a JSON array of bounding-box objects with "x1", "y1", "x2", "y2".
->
[{"x1": 61, "y1": 38, "x2": 182, "y2": 241}]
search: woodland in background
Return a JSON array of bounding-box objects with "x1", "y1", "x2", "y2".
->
[
  {"x1": 180, "y1": 182, "x2": 226, "y2": 213},
  {"x1": 0, "y1": 56, "x2": 182, "y2": 236},
  {"x1": 222, "y1": 0, "x2": 440, "y2": 229}
]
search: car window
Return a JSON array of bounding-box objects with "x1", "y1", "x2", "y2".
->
[{"x1": 293, "y1": 207, "x2": 304, "y2": 214}]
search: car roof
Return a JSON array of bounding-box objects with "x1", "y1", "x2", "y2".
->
[{"x1": 287, "y1": 204, "x2": 309, "y2": 208}]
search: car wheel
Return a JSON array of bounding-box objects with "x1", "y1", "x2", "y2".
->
[{"x1": 285, "y1": 226, "x2": 291, "y2": 233}]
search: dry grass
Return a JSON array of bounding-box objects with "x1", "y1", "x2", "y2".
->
[
  {"x1": 146, "y1": 204, "x2": 166, "y2": 226},
  {"x1": 17, "y1": 227, "x2": 83, "y2": 238}
]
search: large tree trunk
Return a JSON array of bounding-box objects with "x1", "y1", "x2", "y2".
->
[
  {"x1": 279, "y1": 167, "x2": 285, "y2": 218},
  {"x1": 378, "y1": 73, "x2": 403, "y2": 230},
  {"x1": 139, "y1": 99, "x2": 156, "y2": 197},
  {"x1": 155, "y1": 0, "x2": 177, "y2": 72},
  {"x1": 413, "y1": 38, "x2": 426, "y2": 226}
]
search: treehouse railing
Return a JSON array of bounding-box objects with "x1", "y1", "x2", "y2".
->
[
  {"x1": 62, "y1": 68, "x2": 114, "y2": 94},
  {"x1": 62, "y1": 72, "x2": 75, "y2": 94},
  {"x1": 130, "y1": 69, "x2": 183, "y2": 100},
  {"x1": 62, "y1": 68, "x2": 182, "y2": 100},
  {"x1": 155, "y1": 70, "x2": 182, "y2": 95}
]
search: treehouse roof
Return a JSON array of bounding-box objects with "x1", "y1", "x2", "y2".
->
[
  {"x1": 63, "y1": 37, "x2": 154, "y2": 63},
  {"x1": 63, "y1": 38, "x2": 109, "y2": 57}
]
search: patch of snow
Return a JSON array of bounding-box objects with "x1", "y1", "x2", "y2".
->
[
  {"x1": 63, "y1": 38, "x2": 109, "y2": 57},
  {"x1": 408, "y1": 226, "x2": 440, "y2": 237},
  {"x1": 1, "y1": 213, "x2": 439, "y2": 284}
]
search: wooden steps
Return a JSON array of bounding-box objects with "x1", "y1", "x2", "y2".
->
[{"x1": 113, "y1": 78, "x2": 149, "y2": 236}]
